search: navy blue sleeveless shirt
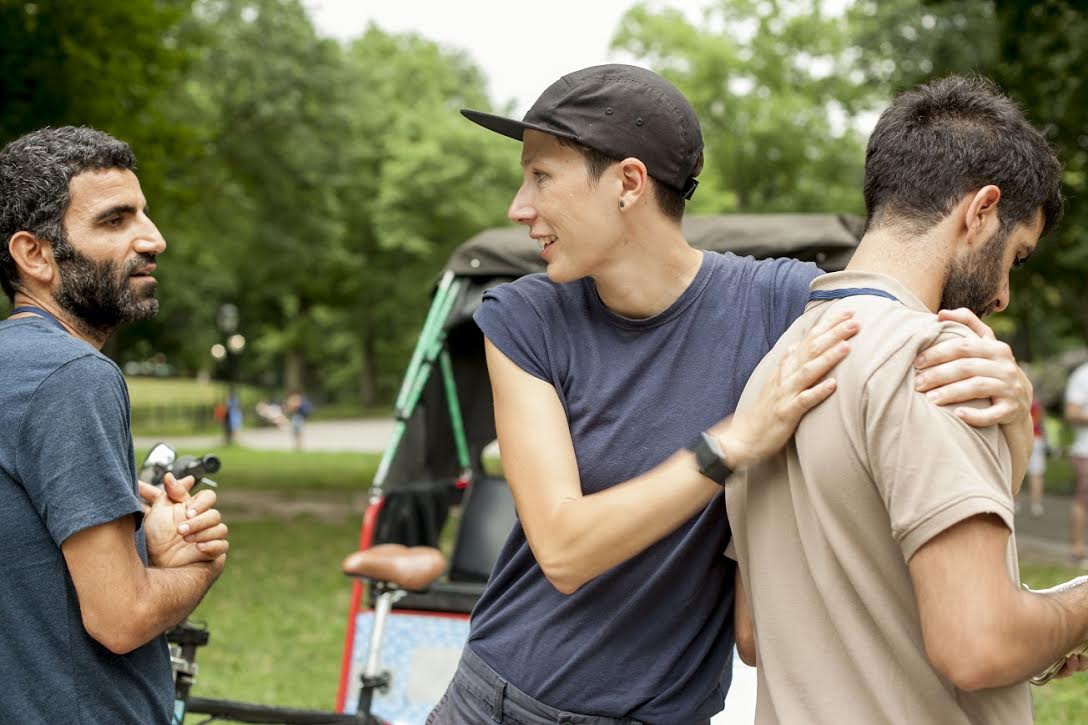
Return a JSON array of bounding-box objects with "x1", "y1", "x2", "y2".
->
[{"x1": 471, "y1": 251, "x2": 820, "y2": 722}]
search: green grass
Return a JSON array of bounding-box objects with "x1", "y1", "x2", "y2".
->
[
  {"x1": 1044, "y1": 456, "x2": 1076, "y2": 495},
  {"x1": 136, "y1": 446, "x2": 382, "y2": 492},
  {"x1": 126, "y1": 377, "x2": 260, "y2": 406},
  {"x1": 185, "y1": 513, "x2": 359, "y2": 711},
  {"x1": 1021, "y1": 562, "x2": 1088, "y2": 723},
  {"x1": 126, "y1": 376, "x2": 391, "y2": 435},
  {"x1": 183, "y1": 501, "x2": 1088, "y2": 723}
]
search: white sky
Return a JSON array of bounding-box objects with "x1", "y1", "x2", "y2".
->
[{"x1": 304, "y1": 0, "x2": 708, "y2": 116}]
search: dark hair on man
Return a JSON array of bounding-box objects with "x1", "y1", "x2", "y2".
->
[
  {"x1": 864, "y1": 75, "x2": 1063, "y2": 237},
  {"x1": 0, "y1": 126, "x2": 136, "y2": 301},
  {"x1": 555, "y1": 137, "x2": 690, "y2": 222}
]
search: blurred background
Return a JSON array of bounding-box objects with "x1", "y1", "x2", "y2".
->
[
  {"x1": 2, "y1": 0, "x2": 1086, "y2": 424},
  {"x1": 2, "y1": 1, "x2": 1086, "y2": 721}
]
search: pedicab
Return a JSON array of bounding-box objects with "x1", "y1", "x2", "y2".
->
[{"x1": 336, "y1": 214, "x2": 864, "y2": 724}]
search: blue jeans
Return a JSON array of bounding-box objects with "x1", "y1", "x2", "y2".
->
[{"x1": 427, "y1": 646, "x2": 710, "y2": 725}]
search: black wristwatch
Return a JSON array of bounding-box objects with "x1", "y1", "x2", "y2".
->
[{"x1": 688, "y1": 431, "x2": 733, "y2": 486}]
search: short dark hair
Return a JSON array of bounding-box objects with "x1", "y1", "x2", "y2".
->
[
  {"x1": 555, "y1": 136, "x2": 689, "y2": 222},
  {"x1": 0, "y1": 126, "x2": 136, "y2": 301},
  {"x1": 864, "y1": 75, "x2": 1063, "y2": 237}
]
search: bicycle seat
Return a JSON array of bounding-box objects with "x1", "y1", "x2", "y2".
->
[{"x1": 341, "y1": 544, "x2": 447, "y2": 592}]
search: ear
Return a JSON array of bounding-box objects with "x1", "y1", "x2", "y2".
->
[
  {"x1": 615, "y1": 157, "x2": 650, "y2": 209},
  {"x1": 962, "y1": 185, "x2": 1001, "y2": 248},
  {"x1": 8, "y1": 231, "x2": 58, "y2": 289}
]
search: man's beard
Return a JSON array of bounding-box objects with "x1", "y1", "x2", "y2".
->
[
  {"x1": 52, "y1": 246, "x2": 159, "y2": 334},
  {"x1": 939, "y1": 224, "x2": 1010, "y2": 318}
]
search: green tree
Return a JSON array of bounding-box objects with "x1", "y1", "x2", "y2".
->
[
  {"x1": 612, "y1": 0, "x2": 872, "y2": 216},
  {"x1": 847, "y1": 0, "x2": 1088, "y2": 360}
]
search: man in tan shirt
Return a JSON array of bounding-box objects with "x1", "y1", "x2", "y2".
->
[{"x1": 725, "y1": 76, "x2": 1086, "y2": 723}]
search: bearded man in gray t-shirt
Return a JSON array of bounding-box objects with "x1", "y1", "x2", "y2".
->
[{"x1": 0, "y1": 127, "x2": 230, "y2": 723}]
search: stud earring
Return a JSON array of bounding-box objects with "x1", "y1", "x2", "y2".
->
[{"x1": 619, "y1": 199, "x2": 625, "y2": 209}]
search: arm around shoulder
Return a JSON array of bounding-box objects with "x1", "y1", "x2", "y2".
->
[{"x1": 485, "y1": 337, "x2": 721, "y2": 594}]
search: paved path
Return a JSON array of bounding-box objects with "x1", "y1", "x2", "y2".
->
[
  {"x1": 134, "y1": 418, "x2": 396, "y2": 454},
  {"x1": 1013, "y1": 492, "x2": 1085, "y2": 565},
  {"x1": 139, "y1": 417, "x2": 1088, "y2": 566}
]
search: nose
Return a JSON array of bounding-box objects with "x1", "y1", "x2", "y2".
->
[
  {"x1": 992, "y1": 284, "x2": 1010, "y2": 314},
  {"x1": 135, "y1": 213, "x2": 167, "y2": 255},
  {"x1": 507, "y1": 182, "x2": 535, "y2": 226}
]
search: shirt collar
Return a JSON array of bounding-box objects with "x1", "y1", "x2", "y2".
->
[{"x1": 809, "y1": 270, "x2": 932, "y2": 314}]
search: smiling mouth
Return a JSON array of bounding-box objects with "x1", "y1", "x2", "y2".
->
[{"x1": 537, "y1": 236, "x2": 557, "y2": 252}]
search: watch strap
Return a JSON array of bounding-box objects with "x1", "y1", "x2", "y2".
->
[{"x1": 689, "y1": 431, "x2": 732, "y2": 486}]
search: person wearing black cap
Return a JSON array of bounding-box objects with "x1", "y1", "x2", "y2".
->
[{"x1": 431, "y1": 64, "x2": 1034, "y2": 725}]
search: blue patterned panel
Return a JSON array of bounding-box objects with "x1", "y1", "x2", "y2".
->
[{"x1": 343, "y1": 611, "x2": 470, "y2": 725}]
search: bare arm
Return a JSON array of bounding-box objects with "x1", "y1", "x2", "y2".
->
[
  {"x1": 62, "y1": 515, "x2": 225, "y2": 654},
  {"x1": 909, "y1": 514, "x2": 1088, "y2": 691},
  {"x1": 1067, "y1": 402, "x2": 1088, "y2": 427},
  {"x1": 488, "y1": 339, "x2": 720, "y2": 594},
  {"x1": 487, "y1": 310, "x2": 858, "y2": 594},
  {"x1": 734, "y1": 567, "x2": 757, "y2": 666}
]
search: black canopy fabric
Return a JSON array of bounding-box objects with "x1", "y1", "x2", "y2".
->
[{"x1": 444, "y1": 213, "x2": 864, "y2": 279}]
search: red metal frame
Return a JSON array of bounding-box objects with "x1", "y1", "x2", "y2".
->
[{"x1": 335, "y1": 496, "x2": 384, "y2": 712}]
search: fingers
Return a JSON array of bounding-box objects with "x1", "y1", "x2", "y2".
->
[
  {"x1": 809, "y1": 309, "x2": 857, "y2": 339},
  {"x1": 1054, "y1": 654, "x2": 1087, "y2": 679},
  {"x1": 194, "y1": 539, "x2": 229, "y2": 558},
  {"x1": 919, "y1": 377, "x2": 1005, "y2": 407},
  {"x1": 786, "y1": 378, "x2": 838, "y2": 418},
  {"x1": 793, "y1": 339, "x2": 851, "y2": 392},
  {"x1": 138, "y1": 480, "x2": 162, "y2": 505},
  {"x1": 179, "y1": 508, "x2": 221, "y2": 537},
  {"x1": 184, "y1": 522, "x2": 228, "y2": 545},
  {"x1": 915, "y1": 336, "x2": 1012, "y2": 370},
  {"x1": 936, "y1": 308, "x2": 997, "y2": 340},
  {"x1": 948, "y1": 402, "x2": 1016, "y2": 429},
  {"x1": 162, "y1": 472, "x2": 196, "y2": 503},
  {"x1": 785, "y1": 312, "x2": 857, "y2": 391},
  {"x1": 184, "y1": 489, "x2": 218, "y2": 520},
  {"x1": 914, "y1": 359, "x2": 1009, "y2": 393},
  {"x1": 803, "y1": 312, "x2": 860, "y2": 359}
]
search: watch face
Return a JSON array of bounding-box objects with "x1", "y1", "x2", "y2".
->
[
  {"x1": 701, "y1": 432, "x2": 724, "y2": 458},
  {"x1": 695, "y1": 432, "x2": 731, "y2": 485}
]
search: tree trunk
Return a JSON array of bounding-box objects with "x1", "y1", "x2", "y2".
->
[
  {"x1": 284, "y1": 350, "x2": 304, "y2": 393},
  {"x1": 357, "y1": 334, "x2": 378, "y2": 406}
]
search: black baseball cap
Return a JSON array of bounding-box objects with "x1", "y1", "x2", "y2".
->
[{"x1": 461, "y1": 64, "x2": 704, "y2": 200}]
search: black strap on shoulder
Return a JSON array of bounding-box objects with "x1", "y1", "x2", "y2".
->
[
  {"x1": 9, "y1": 305, "x2": 66, "y2": 331},
  {"x1": 808, "y1": 287, "x2": 901, "y2": 304}
]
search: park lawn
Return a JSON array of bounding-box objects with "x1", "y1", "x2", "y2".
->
[
  {"x1": 184, "y1": 514, "x2": 359, "y2": 712},
  {"x1": 126, "y1": 376, "x2": 384, "y2": 437},
  {"x1": 184, "y1": 506, "x2": 1088, "y2": 723},
  {"x1": 1020, "y1": 562, "x2": 1088, "y2": 724},
  {"x1": 126, "y1": 377, "x2": 258, "y2": 406},
  {"x1": 135, "y1": 446, "x2": 382, "y2": 492}
]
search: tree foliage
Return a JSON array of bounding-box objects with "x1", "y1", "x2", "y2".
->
[
  {"x1": 847, "y1": 0, "x2": 1088, "y2": 360},
  {"x1": 2, "y1": 0, "x2": 1086, "y2": 404}
]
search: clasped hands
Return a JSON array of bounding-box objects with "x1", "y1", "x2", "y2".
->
[{"x1": 140, "y1": 473, "x2": 229, "y2": 569}]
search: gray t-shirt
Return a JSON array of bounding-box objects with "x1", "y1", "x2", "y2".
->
[
  {"x1": 0, "y1": 317, "x2": 173, "y2": 724},
  {"x1": 471, "y1": 251, "x2": 820, "y2": 722}
]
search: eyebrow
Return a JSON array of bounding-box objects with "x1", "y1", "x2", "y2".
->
[
  {"x1": 92, "y1": 204, "x2": 148, "y2": 223},
  {"x1": 520, "y1": 153, "x2": 536, "y2": 169}
]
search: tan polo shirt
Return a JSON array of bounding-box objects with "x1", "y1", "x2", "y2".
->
[{"x1": 725, "y1": 271, "x2": 1031, "y2": 725}]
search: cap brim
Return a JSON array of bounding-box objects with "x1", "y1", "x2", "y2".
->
[{"x1": 460, "y1": 109, "x2": 579, "y2": 144}]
